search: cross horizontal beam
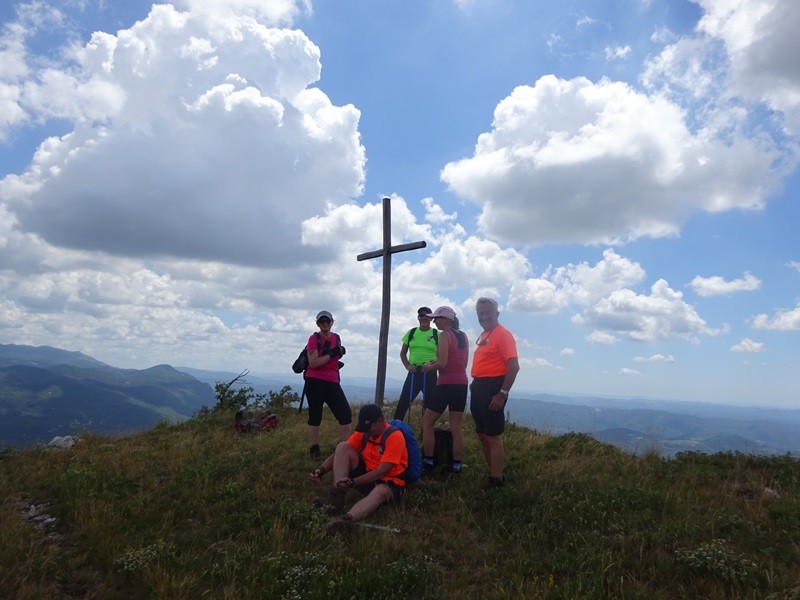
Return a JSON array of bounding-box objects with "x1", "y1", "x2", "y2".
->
[{"x1": 356, "y1": 241, "x2": 426, "y2": 262}]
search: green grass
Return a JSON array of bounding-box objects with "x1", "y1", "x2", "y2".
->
[{"x1": 2, "y1": 403, "x2": 800, "y2": 599}]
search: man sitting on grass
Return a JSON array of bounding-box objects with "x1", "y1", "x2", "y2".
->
[{"x1": 309, "y1": 404, "x2": 408, "y2": 532}]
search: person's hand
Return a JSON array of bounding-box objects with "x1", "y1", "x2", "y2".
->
[
  {"x1": 405, "y1": 363, "x2": 416, "y2": 373},
  {"x1": 335, "y1": 477, "x2": 349, "y2": 489},
  {"x1": 310, "y1": 467, "x2": 325, "y2": 482},
  {"x1": 489, "y1": 393, "x2": 506, "y2": 412}
]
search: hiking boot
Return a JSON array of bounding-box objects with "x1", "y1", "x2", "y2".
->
[
  {"x1": 312, "y1": 497, "x2": 339, "y2": 515},
  {"x1": 326, "y1": 513, "x2": 355, "y2": 535},
  {"x1": 446, "y1": 465, "x2": 462, "y2": 478},
  {"x1": 309, "y1": 444, "x2": 321, "y2": 459},
  {"x1": 421, "y1": 462, "x2": 437, "y2": 478},
  {"x1": 485, "y1": 476, "x2": 505, "y2": 489},
  {"x1": 327, "y1": 487, "x2": 346, "y2": 514}
]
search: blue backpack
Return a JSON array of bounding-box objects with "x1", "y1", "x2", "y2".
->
[{"x1": 361, "y1": 419, "x2": 422, "y2": 484}]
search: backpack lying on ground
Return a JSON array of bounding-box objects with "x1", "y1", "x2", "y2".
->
[
  {"x1": 234, "y1": 410, "x2": 278, "y2": 433},
  {"x1": 361, "y1": 419, "x2": 423, "y2": 484}
]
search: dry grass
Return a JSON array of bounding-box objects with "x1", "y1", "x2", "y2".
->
[{"x1": 1, "y1": 401, "x2": 799, "y2": 599}]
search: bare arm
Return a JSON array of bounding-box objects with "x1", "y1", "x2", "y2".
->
[
  {"x1": 488, "y1": 358, "x2": 520, "y2": 412},
  {"x1": 308, "y1": 347, "x2": 335, "y2": 369},
  {"x1": 400, "y1": 344, "x2": 415, "y2": 373},
  {"x1": 335, "y1": 461, "x2": 393, "y2": 488},
  {"x1": 422, "y1": 331, "x2": 449, "y2": 372}
]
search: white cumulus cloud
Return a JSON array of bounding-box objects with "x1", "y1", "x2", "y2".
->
[
  {"x1": 574, "y1": 279, "x2": 716, "y2": 342},
  {"x1": 620, "y1": 367, "x2": 642, "y2": 376},
  {"x1": 690, "y1": 272, "x2": 761, "y2": 296},
  {"x1": 441, "y1": 75, "x2": 778, "y2": 247},
  {"x1": 633, "y1": 353, "x2": 675, "y2": 363},
  {"x1": 1, "y1": 2, "x2": 365, "y2": 267},
  {"x1": 730, "y1": 338, "x2": 764, "y2": 352},
  {"x1": 752, "y1": 304, "x2": 800, "y2": 331}
]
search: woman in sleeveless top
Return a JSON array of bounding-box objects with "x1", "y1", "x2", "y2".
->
[{"x1": 420, "y1": 306, "x2": 469, "y2": 475}]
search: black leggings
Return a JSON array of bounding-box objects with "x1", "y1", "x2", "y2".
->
[
  {"x1": 393, "y1": 369, "x2": 437, "y2": 420},
  {"x1": 305, "y1": 378, "x2": 352, "y2": 426}
]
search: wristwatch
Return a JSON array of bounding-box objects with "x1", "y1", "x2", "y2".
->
[
  {"x1": 347, "y1": 478, "x2": 355, "y2": 488},
  {"x1": 499, "y1": 389, "x2": 509, "y2": 397}
]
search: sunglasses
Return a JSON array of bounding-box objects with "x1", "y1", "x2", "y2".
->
[
  {"x1": 476, "y1": 334, "x2": 490, "y2": 346},
  {"x1": 317, "y1": 318, "x2": 332, "y2": 324}
]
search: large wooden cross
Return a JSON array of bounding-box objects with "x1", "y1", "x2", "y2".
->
[{"x1": 357, "y1": 197, "x2": 427, "y2": 406}]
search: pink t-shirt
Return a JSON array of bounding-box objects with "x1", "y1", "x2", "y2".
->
[
  {"x1": 437, "y1": 329, "x2": 469, "y2": 385},
  {"x1": 304, "y1": 332, "x2": 341, "y2": 383}
]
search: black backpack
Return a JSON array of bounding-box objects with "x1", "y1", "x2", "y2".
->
[
  {"x1": 407, "y1": 327, "x2": 438, "y2": 345},
  {"x1": 292, "y1": 332, "x2": 342, "y2": 373}
]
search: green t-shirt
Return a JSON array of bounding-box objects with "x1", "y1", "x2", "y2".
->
[{"x1": 402, "y1": 327, "x2": 439, "y2": 365}]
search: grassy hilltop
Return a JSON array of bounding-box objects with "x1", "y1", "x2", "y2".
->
[{"x1": 1, "y1": 397, "x2": 800, "y2": 599}]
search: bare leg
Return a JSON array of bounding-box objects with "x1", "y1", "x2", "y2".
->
[
  {"x1": 338, "y1": 423, "x2": 351, "y2": 443},
  {"x1": 483, "y1": 434, "x2": 505, "y2": 478},
  {"x1": 331, "y1": 441, "x2": 360, "y2": 480},
  {"x1": 308, "y1": 424, "x2": 320, "y2": 446},
  {"x1": 346, "y1": 484, "x2": 394, "y2": 521},
  {"x1": 478, "y1": 432, "x2": 492, "y2": 468}
]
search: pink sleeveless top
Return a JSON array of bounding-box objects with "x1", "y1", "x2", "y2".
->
[{"x1": 437, "y1": 329, "x2": 468, "y2": 385}]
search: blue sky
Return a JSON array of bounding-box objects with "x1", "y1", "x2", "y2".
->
[{"x1": 0, "y1": 0, "x2": 798, "y2": 408}]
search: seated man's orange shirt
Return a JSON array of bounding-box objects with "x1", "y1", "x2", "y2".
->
[{"x1": 348, "y1": 423, "x2": 408, "y2": 486}]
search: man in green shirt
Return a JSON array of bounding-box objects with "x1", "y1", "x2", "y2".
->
[{"x1": 394, "y1": 306, "x2": 439, "y2": 420}]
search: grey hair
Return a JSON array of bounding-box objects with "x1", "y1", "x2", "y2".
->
[{"x1": 475, "y1": 297, "x2": 499, "y2": 312}]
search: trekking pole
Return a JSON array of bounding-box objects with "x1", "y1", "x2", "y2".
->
[
  {"x1": 355, "y1": 522, "x2": 401, "y2": 533},
  {"x1": 298, "y1": 380, "x2": 307, "y2": 414},
  {"x1": 421, "y1": 371, "x2": 427, "y2": 412}
]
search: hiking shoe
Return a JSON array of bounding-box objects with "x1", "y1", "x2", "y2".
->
[
  {"x1": 312, "y1": 497, "x2": 341, "y2": 515},
  {"x1": 485, "y1": 476, "x2": 505, "y2": 489},
  {"x1": 421, "y1": 463, "x2": 437, "y2": 478},
  {"x1": 309, "y1": 444, "x2": 321, "y2": 459},
  {"x1": 327, "y1": 487, "x2": 346, "y2": 514},
  {"x1": 326, "y1": 514, "x2": 355, "y2": 535},
  {"x1": 446, "y1": 465, "x2": 462, "y2": 478}
]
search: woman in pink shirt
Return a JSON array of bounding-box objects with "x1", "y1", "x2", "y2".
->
[
  {"x1": 304, "y1": 310, "x2": 352, "y2": 459},
  {"x1": 420, "y1": 306, "x2": 469, "y2": 475}
]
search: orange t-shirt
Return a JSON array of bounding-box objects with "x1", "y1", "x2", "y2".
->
[
  {"x1": 348, "y1": 422, "x2": 408, "y2": 487},
  {"x1": 471, "y1": 323, "x2": 517, "y2": 378}
]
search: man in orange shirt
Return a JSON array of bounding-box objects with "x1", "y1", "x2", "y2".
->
[
  {"x1": 471, "y1": 297, "x2": 520, "y2": 488},
  {"x1": 310, "y1": 404, "x2": 408, "y2": 531}
]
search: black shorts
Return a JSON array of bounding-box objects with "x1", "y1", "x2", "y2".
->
[
  {"x1": 470, "y1": 376, "x2": 506, "y2": 436},
  {"x1": 350, "y1": 460, "x2": 404, "y2": 501},
  {"x1": 304, "y1": 377, "x2": 352, "y2": 427},
  {"x1": 425, "y1": 383, "x2": 468, "y2": 414}
]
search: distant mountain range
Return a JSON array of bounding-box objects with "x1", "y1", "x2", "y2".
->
[
  {"x1": 2, "y1": 342, "x2": 798, "y2": 457},
  {"x1": 507, "y1": 395, "x2": 800, "y2": 457},
  {"x1": 0, "y1": 343, "x2": 214, "y2": 449}
]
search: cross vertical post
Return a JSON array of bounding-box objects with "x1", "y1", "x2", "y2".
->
[{"x1": 357, "y1": 197, "x2": 426, "y2": 406}]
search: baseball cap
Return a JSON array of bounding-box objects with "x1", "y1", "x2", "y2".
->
[
  {"x1": 427, "y1": 306, "x2": 456, "y2": 320},
  {"x1": 355, "y1": 404, "x2": 384, "y2": 432},
  {"x1": 417, "y1": 306, "x2": 432, "y2": 316},
  {"x1": 316, "y1": 310, "x2": 333, "y2": 321}
]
